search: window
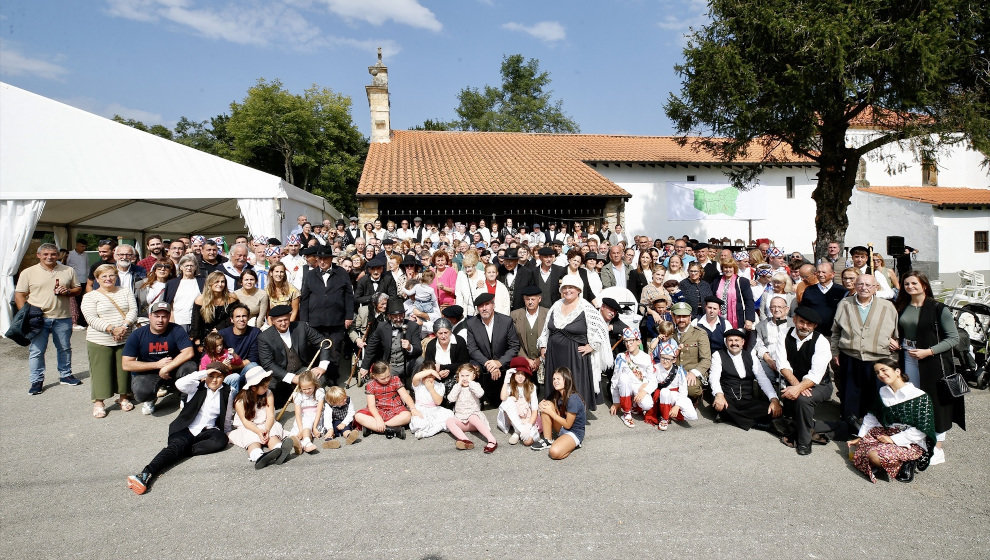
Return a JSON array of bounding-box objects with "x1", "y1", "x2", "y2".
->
[
  {"x1": 785, "y1": 176, "x2": 795, "y2": 199},
  {"x1": 976, "y1": 231, "x2": 989, "y2": 253},
  {"x1": 922, "y1": 156, "x2": 938, "y2": 186},
  {"x1": 686, "y1": 175, "x2": 696, "y2": 182}
]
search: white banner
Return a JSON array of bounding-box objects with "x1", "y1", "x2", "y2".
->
[{"x1": 666, "y1": 182, "x2": 767, "y2": 221}]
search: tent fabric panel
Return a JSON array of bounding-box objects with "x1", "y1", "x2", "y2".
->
[{"x1": 1, "y1": 200, "x2": 46, "y2": 336}]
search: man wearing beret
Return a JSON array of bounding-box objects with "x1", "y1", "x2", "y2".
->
[
  {"x1": 464, "y1": 292, "x2": 520, "y2": 408},
  {"x1": 774, "y1": 306, "x2": 834, "y2": 455},
  {"x1": 694, "y1": 296, "x2": 729, "y2": 353},
  {"x1": 710, "y1": 329, "x2": 782, "y2": 430},
  {"x1": 511, "y1": 285, "x2": 549, "y2": 393},
  {"x1": 670, "y1": 301, "x2": 712, "y2": 405},
  {"x1": 259, "y1": 304, "x2": 334, "y2": 407}
]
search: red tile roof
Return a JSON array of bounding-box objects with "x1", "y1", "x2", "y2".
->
[
  {"x1": 859, "y1": 186, "x2": 990, "y2": 207},
  {"x1": 847, "y1": 106, "x2": 932, "y2": 130},
  {"x1": 358, "y1": 130, "x2": 813, "y2": 197}
]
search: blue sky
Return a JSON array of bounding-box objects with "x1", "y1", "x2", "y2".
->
[{"x1": 0, "y1": 0, "x2": 709, "y2": 137}]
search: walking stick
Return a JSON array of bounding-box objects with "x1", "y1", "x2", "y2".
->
[
  {"x1": 275, "y1": 338, "x2": 332, "y2": 422},
  {"x1": 345, "y1": 318, "x2": 372, "y2": 388}
]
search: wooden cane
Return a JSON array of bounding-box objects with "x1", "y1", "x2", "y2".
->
[{"x1": 275, "y1": 338, "x2": 332, "y2": 422}]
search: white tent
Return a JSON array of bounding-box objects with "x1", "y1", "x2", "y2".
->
[{"x1": 0, "y1": 82, "x2": 340, "y2": 334}]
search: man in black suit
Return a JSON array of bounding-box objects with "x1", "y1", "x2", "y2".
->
[
  {"x1": 257, "y1": 305, "x2": 334, "y2": 407},
  {"x1": 357, "y1": 297, "x2": 423, "y2": 386},
  {"x1": 344, "y1": 216, "x2": 361, "y2": 247},
  {"x1": 799, "y1": 262, "x2": 847, "y2": 336},
  {"x1": 298, "y1": 246, "x2": 354, "y2": 386},
  {"x1": 534, "y1": 246, "x2": 565, "y2": 308},
  {"x1": 354, "y1": 252, "x2": 397, "y2": 313},
  {"x1": 497, "y1": 247, "x2": 536, "y2": 311},
  {"x1": 464, "y1": 293, "x2": 521, "y2": 408}
]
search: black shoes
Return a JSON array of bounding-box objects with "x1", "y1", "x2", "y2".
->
[
  {"x1": 895, "y1": 460, "x2": 916, "y2": 483},
  {"x1": 255, "y1": 448, "x2": 281, "y2": 470},
  {"x1": 384, "y1": 426, "x2": 406, "y2": 440},
  {"x1": 796, "y1": 444, "x2": 812, "y2": 456},
  {"x1": 363, "y1": 426, "x2": 372, "y2": 437}
]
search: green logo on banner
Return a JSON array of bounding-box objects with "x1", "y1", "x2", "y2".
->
[{"x1": 693, "y1": 187, "x2": 738, "y2": 216}]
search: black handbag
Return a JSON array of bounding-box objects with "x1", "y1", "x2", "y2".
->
[{"x1": 935, "y1": 314, "x2": 970, "y2": 398}]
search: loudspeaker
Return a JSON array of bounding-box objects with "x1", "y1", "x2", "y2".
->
[{"x1": 887, "y1": 235, "x2": 905, "y2": 255}]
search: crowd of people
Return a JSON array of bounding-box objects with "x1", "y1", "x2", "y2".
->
[{"x1": 10, "y1": 213, "x2": 966, "y2": 494}]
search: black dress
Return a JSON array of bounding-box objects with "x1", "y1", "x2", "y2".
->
[{"x1": 544, "y1": 311, "x2": 597, "y2": 410}]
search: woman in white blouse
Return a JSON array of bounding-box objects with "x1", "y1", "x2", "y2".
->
[{"x1": 81, "y1": 264, "x2": 138, "y2": 418}]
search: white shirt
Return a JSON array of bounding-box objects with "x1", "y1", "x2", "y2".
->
[
  {"x1": 66, "y1": 250, "x2": 89, "y2": 282},
  {"x1": 433, "y1": 337, "x2": 456, "y2": 365},
  {"x1": 173, "y1": 278, "x2": 200, "y2": 325},
  {"x1": 483, "y1": 316, "x2": 495, "y2": 343},
  {"x1": 773, "y1": 328, "x2": 831, "y2": 384},
  {"x1": 526, "y1": 309, "x2": 540, "y2": 329},
  {"x1": 176, "y1": 370, "x2": 234, "y2": 435},
  {"x1": 709, "y1": 349, "x2": 778, "y2": 401},
  {"x1": 857, "y1": 383, "x2": 930, "y2": 450},
  {"x1": 612, "y1": 263, "x2": 627, "y2": 290},
  {"x1": 116, "y1": 266, "x2": 133, "y2": 290}
]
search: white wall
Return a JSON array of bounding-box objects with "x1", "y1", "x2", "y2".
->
[
  {"x1": 598, "y1": 164, "x2": 819, "y2": 252},
  {"x1": 845, "y1": 189, "x2": 938, "y2": 258},
  {"x1": 848, "y1": 130, "x2": 990, "y2": 189},
  {"x1": 933, "y1": 209, "x2": 990, "y2": 276}
]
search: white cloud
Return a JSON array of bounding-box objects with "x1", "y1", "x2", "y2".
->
[
  {"x1": 656, "y1": 0, "x2": 709, "y2": 32},
  {"x1": 317, "y1": 0, "x2": 442, "y2": 32},
  {"x1": 0, "y1": 42, "x2": 69, "y2": 81},
  {"x1": 59, "y1": 96, "x2": 167, "y2": 126},
  {"x1": 501, "y1": 21, "x2": 566, "y2": 44},
  {"x1": 106, "y1": 0, "x2": 325, "y2": 49}
]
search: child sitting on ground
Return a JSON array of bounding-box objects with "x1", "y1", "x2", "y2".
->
[
  {"x1": 287, "y1": 370, "x2": 323, "y2": 454},
  {"x1": 354, "y1": 362, "x2": 418, "y2": 440},
  {"x1": 320, "y1": 386, "x2": 360, "y2": 448},
  {"x1": 445, "y1": 364, "x2": 498, "y2": 453},
  {"x1": 228, "y1": 365, "x2": 294, "y2": 469},
  {"x1": 403, "y1": 269, "x2": 439, "y2": 315},
  {"x1": 653, "y1": 346, "x2": 699, "y2": 431},
  {"x1": 408, "y1": 363, "x2": 455, "y2": 439},
  {"x1": 611, "y1": 328, "x2": 659, "y2": 427},
  {"x1": 497, "y1": 356, "x2": 541, "y2": 446}
]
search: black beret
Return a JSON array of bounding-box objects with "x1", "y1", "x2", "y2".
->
[
  {"x1": 794, "y1": 306, "x2": 822, "y2": 325},
  {"x1": 269, "y1": 305, "x2": 292, "y2": 317},
  {"x1": 474, "y1": 293, "x2": 495, "y2": 307}
]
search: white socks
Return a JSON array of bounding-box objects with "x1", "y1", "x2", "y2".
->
[{"x1": 249, "y1": 448, "x2": 263, "y2": 462}]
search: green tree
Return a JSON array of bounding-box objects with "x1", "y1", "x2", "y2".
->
[
  {"x1": 454, "y1": 54, "x2": 579, "y2": 133},
  {"x1": 226, "y1": 79, "x2": 367, "y2": 213},
  {"x1": 411, "y1": 118, "x2": 455, "y2": 131},
  {"x1": 173, "y1": 115, "x2": 234, "y2": 159},
  {"x1": 112, "y1": 115, "x2": 173, "y2": 140},
  {"x1": 664, "y1": 0, "x2": 989, "y2": 259}
]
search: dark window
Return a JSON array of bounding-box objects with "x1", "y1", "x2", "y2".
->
[
  {"x1": 786, "y1": 176, "x2": 795, "y2": 199},
  {"x1": 686, "y1": 175, "x2": 696, "y2": 182},
  {"x1": 976, "y1": 231, "x2": 989, "y2": 253}
]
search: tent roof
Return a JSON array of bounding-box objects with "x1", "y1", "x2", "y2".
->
[{"x1": 0, "y1": 82, "x2": 334, "y2": 235}]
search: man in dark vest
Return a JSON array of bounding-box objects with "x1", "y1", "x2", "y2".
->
[
  {"x1": 710, "y1": 329, "x2": 782, "y2": 430},
  {"x1": 511, "y1": 285, "x2": 549, "y2": 394},
  {"x1": 127, "y1": 363, "x2": 241, "y2": 495},
  {"x1": 358, "y1": 297, "x2": 423, "y2": 387},
  {"x1": 299, "y1": 245, "x2": 354, "y2": 385},
  {"x1": 775, "y1": 306, "x2": 833, "y2": 455},
  {"x1": 534, "y1": 246, "x2": 565, "y2": 308},
  {"x1": 258, "y1": 305, "x2": 333, "y2": 407}
]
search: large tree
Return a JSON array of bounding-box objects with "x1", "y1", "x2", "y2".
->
[
  {"x1": 226, "y1": 79, "x2": 367, "y2": 213},
  {"x1": 664, "y1": 0, "x2": 989, "y2": 259},
  {"x1": 454, "y1": 54, "x2": 579, "y2": 133}
]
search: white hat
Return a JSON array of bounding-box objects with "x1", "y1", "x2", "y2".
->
[
  {"x1": 558, "y1": 273, "x2": 584, "y2": 294},
  {"x1": 243, "y1": 366, "x2": 271, "y2": 389}
]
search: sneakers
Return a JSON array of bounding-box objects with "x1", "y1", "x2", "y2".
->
[
  {"x1": 73, "y1": 324, "x2": 86, "y2": 331},
  {"x1": 28, "y1": 382, "x2": 44, "y2": 395},
  {"x1": 530, "y1": 437, "x2": 551, "y2": 451},
  {"x1": 658, "y1": 419, "x2": 669, "y2": 431},
  {"x1": 60, "y1": 375, "x2": 83, "y2": 386},
  {"x1": 621, "y1": 412, "x2": 635, "y2": 428},
  {"x1": 508, "y1": 433, "x2": 520, "y2": 445},
  {"x1": 156, "y1": 387, "x2": 169, "y2": 398},
  {"x1": 930, "y1": 447, "x2": 946, "y2": 466},
  {"x1": 141, "y1": 402, "x2": 155, "y2": 415},
  {"x1": 127, "y1": 471, "x2": 152, "y2": 495}
]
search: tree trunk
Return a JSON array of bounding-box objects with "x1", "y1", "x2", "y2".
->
[
  {"x1": 283, "y1": 148, "x2": 294, "y2": 185},
  {"x1": 811, "y1": 134, "x2": 858, "y2": 265}
]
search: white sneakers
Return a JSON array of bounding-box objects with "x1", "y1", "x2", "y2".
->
[
  {"x1": 930, "y1": 446, "x2": 946, "y2": 466},
  {"x1": 141, "y1": 402, "x2": 155, "y2": 415},
  {"x1": 508, "y1": 433, "x2": 520, "y2": 445}
]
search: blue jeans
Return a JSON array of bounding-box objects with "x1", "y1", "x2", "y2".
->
[
  {"x1": 223, "y1": 361, "x2": 257, "y2": 394},
  {"x1": 28, "y1": 317, "x2": 73, "y2": 384}
]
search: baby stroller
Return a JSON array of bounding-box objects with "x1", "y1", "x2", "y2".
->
[{"x1": 950, "y1": 303, "x2": 989, "y2": 390}]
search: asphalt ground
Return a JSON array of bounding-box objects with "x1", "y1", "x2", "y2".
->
[{"x1": 1, "y1": 331, "x2": 988, "y2": 559}]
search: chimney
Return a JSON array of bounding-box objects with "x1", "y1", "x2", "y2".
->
[{"x1": 366, "y1": 47, "x2": 390, "y2": 143}]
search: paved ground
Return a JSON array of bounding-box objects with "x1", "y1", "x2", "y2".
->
[{"x1": 1, "y1": 331, "x2": 988, "y2": 559}]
